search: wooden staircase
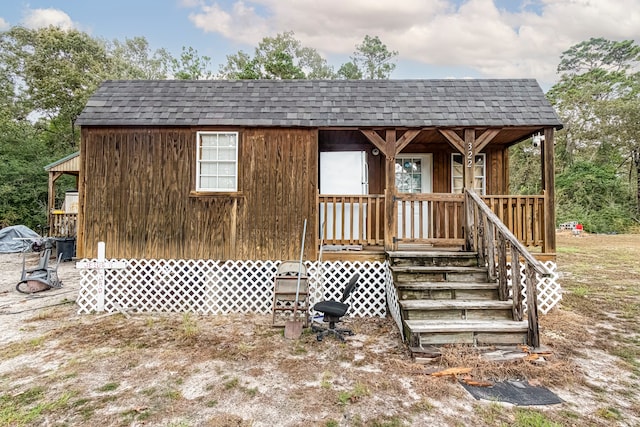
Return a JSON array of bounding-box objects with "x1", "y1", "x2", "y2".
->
[{"x1": 388, "y1": 250, "x2": 528, "y2": 348}]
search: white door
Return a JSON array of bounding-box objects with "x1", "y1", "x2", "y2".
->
[
  {"x1": 320, "y1": 151, "x2": 368, "y2": 241},
  {"x1": 395, "y1": 154, "x2": 432, "y2": 239}
]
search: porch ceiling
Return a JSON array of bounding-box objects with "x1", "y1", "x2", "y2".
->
[{"x1": 321, "y1": 126, "x2": 546, "y2": 147}]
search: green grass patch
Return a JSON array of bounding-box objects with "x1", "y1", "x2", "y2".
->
[
  {"x1": 96, "y1": 382, "x2": 120, "y2": 392},
  {"x1": 164, "y1": 389, "x2": 182, "y2": 400},
  {"x1": 71, "y1": 397, "x2": 96, "y2": 420},
  {"x1": 370, "y1": 416, "x2": 406, "y2": 427},
  {"x1": 0, "y1": 388, "x2": 74, "y2": 426},
  {"x1": 410, "y1": 398, "x2": 434, "y2": 413},
  {"x1": 223, "y1": 377, "x2": 239, "y2": 390},
  {"x1": 320, "y1": 371, "x2": 333, "y2": 389},
  {"x1": 337, "y1": 382, "x2": 370, "y2": 405},
  {"x1": 556, "y1": 246, "x2": 582, "y2": 254},
  {"x1": 0, "y1": 336, "x2": 46, "y2": 360},
  {"x1": 596, "y1": 406, "x2": 622, "y2": 421},
  {"x1": 474, "y1": 402, "x2": 505, "y2": 425},
  {"x1": 181, "y1": 313, "x2": 199, "y2": 339},
  {"x1": 514, "y1": 408, "x2": 563, "y2": 426},
  {"x1": 121, "y1": 407, "x2": 152, "y2": 422},
  {"x1": 243, "y1": 386, "x2": 258, "y2": 397},
  {"x1": 141, "y1": 387, "x2": 157, "y2": 396},
  {"x1": 570, "y1": 285, "x2": 589, "y2": 297}
]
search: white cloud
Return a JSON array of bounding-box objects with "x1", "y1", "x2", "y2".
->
[
  {"x1": 188, "y1": 1, "x2": 271, "y2": 45},
  {"x1": 22, "y1": 8, "x2": 76, "y2": 30},
  {"x1": 0, "y1": 17, "x2": 9, "y2": 30},
  {"x1": 185, "y1": 0, "x2": 640, "y2": 84}
]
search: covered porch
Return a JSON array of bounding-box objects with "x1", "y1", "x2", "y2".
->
[
  {"x1": 44, "y1": 151, "x2": 80, "y2": 238},
  {"x1": 317, "y1": 126, "x2": 557, "y2": 259}
]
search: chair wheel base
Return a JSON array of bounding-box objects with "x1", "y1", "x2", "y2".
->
[{"x1": 312, "y1": 323, "x2": 354, "y2": 342}]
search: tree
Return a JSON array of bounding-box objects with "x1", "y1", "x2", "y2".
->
[
  {"x1": 107, "y1": 36, "x2": 172, "y2": 79},
  {"x1": 336, "y1": 61, "x2": 362, "y2": 79},
  {"x1": 544, "y1": 37, "x2": 640, "y2": 230},
  {"x1": 219, "y1": 32, "x2": 334, "y2": 79},
  {"x1": 171, "y1": 46, "x2": 214, "y2": 80},
  {"x1": 557, "y1": 37, "x2": 640, "y2": 75},
  {"x1": 555, "y1": 161, "x2": 634, "y2": 232},
  {"x1": 219, "y1": 51, "x2": 261, "y2": 79},
  {"x1": 0, "y1": 119, "x2": 63, "y2": 228},
  {"x1": 338, "y1": 35, "x2": 397, "y2": 79},
  {"x1": 0, "y1": 26, "x2": 112, "y2": 148}
]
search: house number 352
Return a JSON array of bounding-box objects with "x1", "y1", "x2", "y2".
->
[{"x1": 467, "y1": 143, "x2": 473, "y2": 168}]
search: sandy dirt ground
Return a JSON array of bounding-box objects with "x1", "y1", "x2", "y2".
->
[{"x1": 0, "y1": 234, "x2": 638, "y2": 426}]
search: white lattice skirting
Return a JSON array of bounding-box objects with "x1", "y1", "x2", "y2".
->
[
  {"x1": 77, "y1": 259, "x2": 561, "y2": 320},
  {"x1": 77, "y1": 259, "x2": 389, "y2": 317},
  {"x1": 508, "y1": 260, "x2": 562, "y2": 315}
]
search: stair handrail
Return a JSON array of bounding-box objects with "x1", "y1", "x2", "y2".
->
[{"x1": 464, "y1": 189, "x2": 550, "y2": 347}]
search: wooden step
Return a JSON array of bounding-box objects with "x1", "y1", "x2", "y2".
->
[
  {"x1": 387, "y1": 251, "x2": 478, "y2": 267},
  {"x1": 404, "y1": 319, "x2": 528, "y2": 346},
  {"x1": 396, "y1": 281, "x2": 499, "y2": 300},
  {"x1": 391, "y1": 265, "x2": 489, "y2": 282},
  {"x1": 400, "y1": 300, "x2": 512, "y2": 321}
]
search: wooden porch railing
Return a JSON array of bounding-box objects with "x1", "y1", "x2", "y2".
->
[
  {"x1": 465, "y1": 189, "x2": 550, "y2": 347},
  {"x1": 318, "y1": 194, "x2": 385, "y2": 245},
  {"x1": 319, "y1": 193, "x2": 547, "y2": 250},
  {"x1": 483, "y1": 195, "x2": 545, "y2": 247},
  {"x1": 394, "y1": 193, "x2": 465, "y2": 246},
  {"x1": 50, "y1": 212, "x2": 77, "y2": 237}
]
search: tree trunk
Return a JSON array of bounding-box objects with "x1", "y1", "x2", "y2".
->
[{"x1": 634, "y1": 150, "x2": 640, "y2": 218}]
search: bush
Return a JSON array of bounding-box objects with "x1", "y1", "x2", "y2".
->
[{"x1": 556, "y1": 161, "x2": 634, "y2": 233}]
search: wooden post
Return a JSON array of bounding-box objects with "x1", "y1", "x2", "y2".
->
[
  {"x1": 511, "y1": 247, "x2": 523, "y2": 321},
  {"x1": 464, "y1": 129, "x2": 476, "y2": 191},
  {"x1": 77, "y1": 132, "x2": 85, "y2": 258},
  {"x1": 384, "y1": 130, "x2": 397, "y2": 251},
  {"x1": 47, "y1": 171, "x2": 63, "y2": 234},
  {"x1": 497, "y1": 237, "x2": 508, "y2": 300},
  {"x1": 464, "y1": 190, "x2": 476, "y2": 251},
  {"x1": 542, "y1": 128, "x2": 556, "y2": 253},
  {"x1": 486, "y1": 219, "x2": 496, "y2": 281},
  {"x1": 361, "y1": 128, "x2": 421, "y2": 251},
  {"x1": 526, "y1": 263, "x2": 540, "y2": 347}
]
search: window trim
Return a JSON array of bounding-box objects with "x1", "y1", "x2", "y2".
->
[
  {"x1": 195, "y1": 131, "x2": 239, "y2": 193},
  {"x1": 451, "y1": 153, "x2": 486, "y2": 195}
]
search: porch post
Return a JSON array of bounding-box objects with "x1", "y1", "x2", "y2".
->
[
  {"x1": 47, "y1": 171, "x2": 63, "y2": 234},
  {"x1": 464, "y1": 129, "x2": 476, "y2": 191},
  {"x1": 384, "y1": 130, "x2": 397, "y2": 251},
  {"x1": 542, "y1": 128, "x2": 556, "y2": 253}
]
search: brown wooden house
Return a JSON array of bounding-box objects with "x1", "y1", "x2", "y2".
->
[{"x1": 75, "y1": 79, "x2": 562, "y2": 262}]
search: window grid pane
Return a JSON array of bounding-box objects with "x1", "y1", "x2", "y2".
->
[
  {"x1": 396, "y1": 157, "x2": 423, "y2": 193},
  {"x1": 451, "y1": 153, "x2": 485, "y2": 195},
  {"x1": 197, "y1": 132, "x2": 238, "y2": 191}
]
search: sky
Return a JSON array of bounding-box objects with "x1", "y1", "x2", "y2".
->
[{"x1": 1, "y1": 0, "x2": 640, "y2": 89}]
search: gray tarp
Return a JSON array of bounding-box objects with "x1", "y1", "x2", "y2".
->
[{"x1": 0, "y1": 225, "x2": 40, "y2": 253}]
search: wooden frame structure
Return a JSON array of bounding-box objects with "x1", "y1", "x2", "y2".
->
[
  {"x1": 75, "y1": 79, "x2": 562, "y2": 261},
  {"x1": 44, "y1": 151, "x2": 79, "y2": 237}
]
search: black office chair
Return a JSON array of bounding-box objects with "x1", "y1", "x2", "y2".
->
[{"x1": 311, "y1": 273, "x2": 359, "y2": 342}]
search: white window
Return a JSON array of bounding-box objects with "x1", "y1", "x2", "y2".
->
[
  {"x1": 452, "y1": 153, "x2": 485, "y2": 194},
  {"x1": 395, "y1": 155, "x2": 432, "y2": 194},
  {"x1": 196, "y1": 131, "x2": 238, "y2": 192}
]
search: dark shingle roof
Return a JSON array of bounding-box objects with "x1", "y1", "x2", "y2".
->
[{"x1": 76, "y1": 79, "x2": 562, "y2": 128}]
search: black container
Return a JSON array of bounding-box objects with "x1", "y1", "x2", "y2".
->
[{"x1": 55, "y1": 237, "x2": 76, "y2": 262}]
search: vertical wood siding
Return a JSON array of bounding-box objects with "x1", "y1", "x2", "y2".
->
[{"x1": 79, "y1": 127, "x2": 318, "y2": 260}]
